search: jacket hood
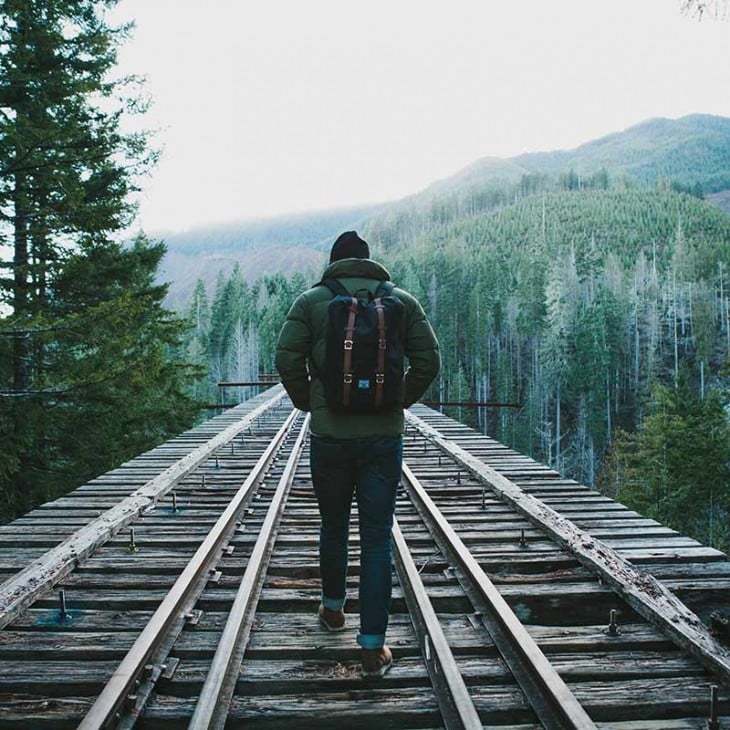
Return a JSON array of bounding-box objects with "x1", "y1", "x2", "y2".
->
[{"x1": 322, "y1": 258, "x2": 391, "y2": 281}]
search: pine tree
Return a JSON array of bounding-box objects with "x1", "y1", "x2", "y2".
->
[
  {"x1": 39, "y1": 237, "x2": 200, "y2": 490},
  {"x1": 0, "y1": 1, "x2": 194, "y2": 520},
  {"x1": 608, "y1": 378, "x2": 730, "y2": 550},
  {"x1": 184, "y1": 279, "x2": 212, "y2": 401}
]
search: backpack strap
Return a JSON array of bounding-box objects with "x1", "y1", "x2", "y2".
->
[
  {"x1": 373, "y1": 281, "x2": 394, "y2": 409},
  {"x1": 342, "y1": 297, "x2": 358, "y2": 407},
  {"x1": 316, "y1": 278, "x2": 350, "y2": 297},
  {"x1": 374, "y1": 281, "x2": 394, "y2": 298},
  {"x1": 317, "y1": 278, "x2": 394, "y2": 299},
  {"x1": 374, "y1": 296, "x2": 387, "y2": 409}
]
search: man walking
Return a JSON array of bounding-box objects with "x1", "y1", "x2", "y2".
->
[{"x1": 275, "y1": 231, "x2": 440, "y2": 677}]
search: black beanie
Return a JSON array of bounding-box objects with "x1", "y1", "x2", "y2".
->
[{"x1": 329, "y1": 231, "x2": 370, "y2": 263}]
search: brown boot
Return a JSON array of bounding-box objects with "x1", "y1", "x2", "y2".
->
[
  {"x1": 361, "y1": 645, "x2": 393, "y2": 677},
  {"x1": 318, "y1": 604, "x2": 346, "y2": 632}
]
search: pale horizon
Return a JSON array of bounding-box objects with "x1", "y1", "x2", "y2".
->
[{"x1": 109, "y1": 1, "x2": 730, "y2": 234}]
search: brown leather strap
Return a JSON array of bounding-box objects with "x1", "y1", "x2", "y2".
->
[
  {"x1": 342, "y1": 297, "x2": 358, "y2": 406},
  {"x1": 374, "y1": 297, "x2": 386, "y2": 409}
]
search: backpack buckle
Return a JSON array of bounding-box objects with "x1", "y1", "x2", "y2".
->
[
  {"x1": 378, "y1": 339, "x2": 387, "y2": 349},
  {"x1": 343, "y1": 373, "x2": 353, "y2": 384},
  {"x1": 375, "y1": 373, "x2": 385, "y2": 384},
  {"x1": 344, "y1": 339, "x2": 353, "y2": 350}
]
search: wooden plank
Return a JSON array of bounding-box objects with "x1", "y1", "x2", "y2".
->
[
  {"x1": 143, "y1": 687, "x2": 459, "y2": 728},
  {"x1": 137, "y1": 677, "x2": 730, "y2": 727},
  {"x1": 406, "y1": 409, "x2": 730, "y2": 684},
  {"x1": 1, "y1": 612, "x2": 674, "y2": 655},
  {"x1": 0, "y1": 387, "x2": 286, "y2": 630},
  {"x1": 149, "y1": 652, "x2": 704, "y2": 696}
]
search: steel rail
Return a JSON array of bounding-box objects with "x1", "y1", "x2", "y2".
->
[
  {"x1": 0, "y1": 385, "x2": 287, "y2": 630},
  {"x1": 392, "y1": 517, "x2": 483, "y2": 729},
  {"x1": 78, "y1": 406, "x2": 300, "y2": 730},
  {"x1": 401, "y1": 461, "x2": 596, "y2": 730},
  {"x1": 405, "y1": 409, "x2": 730, "y2": 684},
  {"x1": 189, "y1": 413, "x2": 310, "y2": 730}
]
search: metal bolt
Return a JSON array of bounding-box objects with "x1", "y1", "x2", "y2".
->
[
  {"x1": 438, "y1": 454, "x2": 442, "y2": 466},
  {"x1": 607, "y1": 609, "x2": 621, "y2": 636},
  {"x1": 708, "y1": 685, "x2": 719, "y2": 730},
  {"x1": 519, "y1": 529, "x2": 527, "y2": 549},
  {"x1": 59, "y1": 589, "x2": 67, "y2": 618},
  {"x1": 481, "y1": 488, "x2": 486, "y2": 510},
  {"x1": 456, "y1": 471, "x2": 461, "y2": 485},
  {"x1": 202, "y1": 474, "x2": 207, "y2": 488},
  {"x1": 423, "y1": 440, "x2": 427, "y2": 452},
  {"x1": 128, "y1": 528, "x2": 138, "y2": 553},
  {"x1": 215, "y1": 455, "x2": 220, "y2": 469},
  {"x1": 172, "y1": 492, "x2": 178, "y2": 512}
]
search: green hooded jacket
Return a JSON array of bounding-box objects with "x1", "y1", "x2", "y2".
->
[{"x1": 275, "y1": 258, "x2": 440, "y2": 438}]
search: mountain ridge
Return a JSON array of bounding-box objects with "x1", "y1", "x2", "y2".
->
[
  {"x1": 431, "y1": 113, "x2": 730, "y2": 194},
  {"x1": 159, "y1": 113, "x2": 730, "y2": 308}
]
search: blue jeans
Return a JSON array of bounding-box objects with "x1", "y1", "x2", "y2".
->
[{"x1": 310, "y1": 434, "x2": 402, "y2": 649}]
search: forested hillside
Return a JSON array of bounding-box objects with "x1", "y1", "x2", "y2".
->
[
  {"x1": 514, "y1": 115, "x2": 730, "y2": 192},
  {"x1": 162, "y1": 114, "x2": 730, "y2": 306},
  {"x1": 184, "y1": 187, "x2": 730, "y2": 549}
]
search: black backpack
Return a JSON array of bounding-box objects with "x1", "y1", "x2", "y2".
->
[{"x1": 314, "y1": 278, "x2": 405, "y2": 412}]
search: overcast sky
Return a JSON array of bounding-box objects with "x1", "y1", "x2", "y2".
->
[{"x1": 111, "y1": 0, "x2": 730, "y2": 233}]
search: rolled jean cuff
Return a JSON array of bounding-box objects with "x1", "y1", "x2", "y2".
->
[
  {"x1": 322, "y1": 593, "x2": 346, "y2": 611},
  {"x1": 357, "y1": 632, "x2": 385, "y2": 650}
]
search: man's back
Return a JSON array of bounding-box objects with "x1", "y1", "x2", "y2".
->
[
  {"x1": 274, "y1": 231, "x2": 440, "y2": 678},
  {"x1": 275, "y1": 256, "x2": 440, "y2": 436}
]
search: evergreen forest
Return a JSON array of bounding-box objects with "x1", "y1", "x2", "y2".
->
[
  {"x1": 2, "y1": 0, "x2": 729, "y2": 558},
  {"x1": 183, "y1": 186, "x2": 730, "y2": 551},
  {"x1": 0, "y1": 1, "x2": 199, "y2": 522}
]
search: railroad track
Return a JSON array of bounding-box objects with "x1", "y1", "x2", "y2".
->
[{"x1": 0, "y1": 385, "x2": 729, "y2": 728}]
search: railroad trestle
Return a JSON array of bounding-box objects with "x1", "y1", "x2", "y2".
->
[{"x1": 0, "y1": 384, "x2": 728, "y2": 728}]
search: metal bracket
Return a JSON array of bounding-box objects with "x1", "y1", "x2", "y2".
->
[
  {"x1": 144, "y1": 657, "x2": 179, "y2": 684},
  {"x1": 143, "y1": 663, "x2": 163, "y2": 683},
  {"x1": 161, "y1": 657, "x2": 180, "y2": 680},
  {"x1": 207, "y1": 569, "x2": 222, "y2": 585},
  {"x1": 184, "y1": 610, "x2": 203, "y2": 626}
]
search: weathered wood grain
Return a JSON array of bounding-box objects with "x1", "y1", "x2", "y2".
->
[
  {"x1": 0, "y1": 388, "x2": 286, "y2": 630},
  {"x1": 406, "y1": 409, "x2": 730, "y2": 684}
]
